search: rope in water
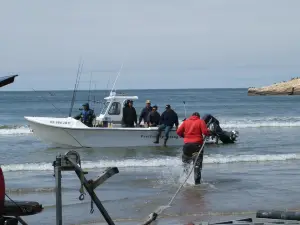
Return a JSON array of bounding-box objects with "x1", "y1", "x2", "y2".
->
[
  {"x1": 141, "y1": 139, "x2": 208, "y2": 225},
  {"x1": 165, "y1": 139, "x2": 206, "y2": 208}
]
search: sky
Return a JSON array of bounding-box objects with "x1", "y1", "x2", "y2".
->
[{"x1": 1, "y1": 0, "x2": 300, "y2": 91}]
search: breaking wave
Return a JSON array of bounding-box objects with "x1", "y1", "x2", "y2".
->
[
  {"x1": 5, "y1": 187, "x2": 56, "y2": 194},
  {"x1": 0, "y1": 125, "x2": 32, "y2": 135},
  {"x1": 220, "y1": 116, "x2": 300, "y2": 128},
  {"x1": 2, "y1": 153, "x2": 300, "y2": 172}
]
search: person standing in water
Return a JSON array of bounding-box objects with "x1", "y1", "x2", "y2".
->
[{"x1": 176, "y1": 112, "x2": 210, "y2": 185}]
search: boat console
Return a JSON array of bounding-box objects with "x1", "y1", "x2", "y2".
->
[{"x1": 93, "y1": 91, "x2": 139, "y2": 127}]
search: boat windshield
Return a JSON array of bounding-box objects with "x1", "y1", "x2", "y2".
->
[{"x1": 100, "y1": 101, "x2": 110, "y2": 114}]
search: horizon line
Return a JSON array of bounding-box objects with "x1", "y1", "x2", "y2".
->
[{"x1": 1, "y1": 87, "x2": 249, "y2": 92}]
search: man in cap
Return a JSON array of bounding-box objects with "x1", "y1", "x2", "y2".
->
[
  {"x1": 73, "y1": 103, "x2": 96, "y2": 127},
  {"x1": 147, "y1": 105, "x2": 160, "y2": 127},
  {"x1": 154, "y1": 104, "x2": 179, "y2": 146},
  {"x1": 138, "y1": 100, "x2": 152, "y2": 127},
  {"x1": 176, "y1": 112, "x2": 210, "y2": 185}
]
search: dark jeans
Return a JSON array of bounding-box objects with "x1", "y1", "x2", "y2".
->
[
  {"x1": 181, "y1": 143, "x2": 204, "y2": 184},
  {"x1": 157, "y1": 124, "x2": 172, "y2": 141}
]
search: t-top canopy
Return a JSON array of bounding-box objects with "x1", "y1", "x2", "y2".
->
[
  {"x1": 0, "y1": 74, "x2": 18, "y2": 88},
  {"x1": 0, "y1": 75, "x2": 18, "y2": 87}
]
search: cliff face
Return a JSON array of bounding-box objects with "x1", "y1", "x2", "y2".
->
[{"x1": 248, "y1": 78, "x2": 300, "y2": 95}]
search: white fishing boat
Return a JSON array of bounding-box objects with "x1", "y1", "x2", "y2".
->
[
  {"x1": 24, "y1": 65, "x2": 238, "y2": 148},
  {"x1": 24, "y1": 90, "x2": 237, "y2": 148}
]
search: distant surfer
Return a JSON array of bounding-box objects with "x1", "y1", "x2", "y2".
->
[{"x1": 176, "y1": 112, "x2": 210, "y2": 185}]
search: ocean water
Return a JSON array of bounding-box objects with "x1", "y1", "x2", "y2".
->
[{"x1": 1, "y1": 89, "x2": 300, "y2": 225}]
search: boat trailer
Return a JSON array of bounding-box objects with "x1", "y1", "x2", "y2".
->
[
  {"x1": 2, "y1": 150, "x2": 300, "y2": 225},
  {"x1": 52, "y1": 150, "x2": 300, "y2": 225},
  {"x1": 52, "y1": 150, "x2": 119, "y2": 225}
]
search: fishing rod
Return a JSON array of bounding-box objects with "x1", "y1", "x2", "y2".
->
[
  {"x1": 74, "y1": 59, "x2": 84, "y2": 111},
  {"x1": 183, "y1": 101, "x2": 187, "y2": 118},
  {"x1": 98, "y1": 76, "x2": 112, "y2": 115},
  {"x1": 88, "y1": 72, "x2": 93, "y2": 104},
  {"x1": 105, "y1": 75, "x2": 111, "y2": 96},
  {"x1": 83, "y1": 70, "x2": 109, "y2": 114},
  {"x1": 68, "y1": 59, "x2": 84, "y2": 117},
  {"x1": 32, "y1": 89, "x2": 65, "y2": 116},
  {"x1": 98, "y1": 63, "x2": 124, "y2": 116},
  {"x1": 110, "y1": 63, "x2": 124, "y2": 95}
]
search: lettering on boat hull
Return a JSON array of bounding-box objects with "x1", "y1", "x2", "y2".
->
[
  {"x1": 50, "y1": 121, "x2": 71, "y2": 125},
  {"x1": 140, "y1": 135, "x2": 179, "y2": 139}
]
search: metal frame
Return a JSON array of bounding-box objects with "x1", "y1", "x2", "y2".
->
[
  {"x1": 52, "y1": 150, "x2": 119, "y2": 225},
  {"x1": 51, "y1": 150, "x2": 300, "y2": 225}
]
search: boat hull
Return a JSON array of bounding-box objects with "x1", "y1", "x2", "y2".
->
[{"x1": 25, "y1": 117, "x2": 217, "y2": 148}]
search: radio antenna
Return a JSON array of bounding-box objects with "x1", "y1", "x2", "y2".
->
[{"x1": 110, "y1": 63, "x2": 123, "y2": 95}]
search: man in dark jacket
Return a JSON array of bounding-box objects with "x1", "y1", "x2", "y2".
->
[
  {"x1": 122, "y1": 100, "x2": 137, "y2": 127},
  {"x1": 74, "y1": 103, "x2": 96, "y2": 127},
  {"x1": 153, "y1": 104, "x2": 179, "y2": 146},
  {"x1": 138, "y1": 100, "x2": 152, "y2": 127},
  {"x1": 147, "y1": 105, "x2": 160, "y2": 127},
  {"x1": 176, "y1": 112, "x2": 210, "y2": 184}
]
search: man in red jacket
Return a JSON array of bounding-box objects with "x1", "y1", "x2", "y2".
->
[{"x1": 176, "y1": 112, "x2": 210, "y2": 185}]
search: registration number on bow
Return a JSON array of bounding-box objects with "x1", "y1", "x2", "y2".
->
[{"x1": 50, "y1": 121, "x2": 71, "y2": 125}]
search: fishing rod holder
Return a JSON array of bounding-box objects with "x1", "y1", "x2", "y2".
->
[{"x1": 52, "y1": 150, "x2": 119, "y2": 225}]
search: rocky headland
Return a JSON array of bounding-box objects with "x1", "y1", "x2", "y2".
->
[{"x1": 248, "y1": 77, "x2": 300, "y2": 95}]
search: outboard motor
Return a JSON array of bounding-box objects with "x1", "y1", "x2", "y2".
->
[
  {"x1": 231, "y1": 130, "x2": 239, "y2": 141},
  {"x1": 202, "y1": 114, "x2": 239, "y2": 144},
  {"x1": 217, "y1": 129, "x2": 239, "y2": 144}
]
